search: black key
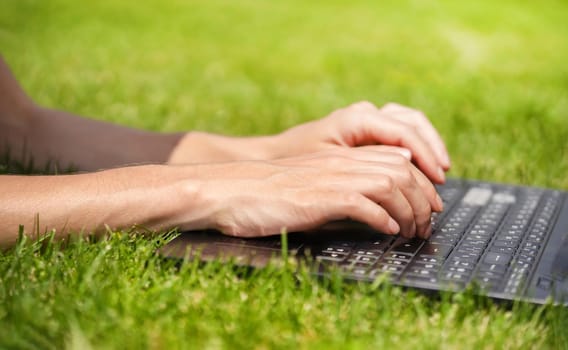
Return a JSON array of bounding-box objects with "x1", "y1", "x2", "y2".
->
[
  {"x1": 353, "y1": 255, "x2": 379, "y2": 264},
  {"x1": 390, "y1": 238, "x2": 424, "y2": 255},
  {"x1": 382, "y1": 258, "x2": 409, "y2": 267},
  {"x1": 450, "y1": 251, "x2": 480, "y2": 263},
  {"x1": 383, "y1": 252, "x2": 413, "y2": 261},
  {"x1": 444, "y1": 266, "x2": 473, "y2": 275},
  {"x1": 520, "y1": 247, "x2": 538, "y2": 257},
  {"x1": 353, "y1": 250, "x2": 382, "y2": 257},
  {"x1": 475, "y1": 270, "x2": 504, "y2": 279},
  {"x1": 317, "y1": 251, "x2": 348, "y2": 262},
  {"x1": 373, "y1": 264, "x2": 405, "y2": 275},
  {"x1": 474, "y1": 276, "x2": 502, "y2": 290},
  {"x1": 441, "y1": 271, "x2": 469, "y2": 283},
  {"x1": 419, "y1": 243, "x2": 453, "y2": 258},
  {"x1": 523, "y1": 242, "x2": 541, "y2": 251},
  {"x1": 447, "y1": 259, "x2": 475, "y2": 270},
  {"x1": 496, "y1": 234, "x2": 522, "y2": 243},
  {"x1": 429, "y1": 236, "x2": 459, "y2": 245},
  {"x1": 457, "y1": 243, "x2": 484, "y2": 253},
  {"x1": 483, "y1": 252, "x2": 512, "y2": 265},
  {"x1": 323, "y1": 246, "x2": 352, "y2": 254},
  {"x1": 347, "y1": 267, "x2": 370, "y2": 278},
  {"x1": 489, "y1": 246, "x2": 515, "y2": 255},
  {"x1": 356, "y1": 237, "x2": 394, "y2": 253},
  {"x1": 492, "y1": 240, "x2": 517, "y2": 248},
  {"x1": 516, "y1": 254, "x2": 536, "y2": 265},
  {"x1": 403, "y1": 275, "x2": 440, "y2": 286},
  {"x1": 478, "y1": 263, "x2": 507, "y2": 274},
  {"x1": 407, "y1": 267, "x2": 438, "y2": 278},
  {"x1": 416, "y1": 256, "x2": 445, "y2": 265},
  {"x1": 410, "y1": 261, "x2": 441, "y2": 271}
]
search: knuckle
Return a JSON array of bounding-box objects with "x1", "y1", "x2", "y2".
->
[
  {"x1": 397, "y1": 168, "x2": 416, "y2": 187},
  {"x1": 391, "y1": 153, "x2": 410, "y2": 166},
  {"x1": 351, "y1": 100, "x2": 376, "y2": 111},
  {"x1": 322, "y1": 154, "x2": 347, "y2": 167},
  {"x1": 378, "y1": 175, "x2": 396, "y2": 194},
  {"x1": 341, "y1": 192, "x2": 363, "y2": 210},
  {"x1": 383, "y1": 102, "x2": 399, "y2": 109},
  {"x1": 416, "y1": 202, "x2": 432, "y2": 221},
  {"x1": 417, "y1": 111, "x2": 429, "y2": 121}
]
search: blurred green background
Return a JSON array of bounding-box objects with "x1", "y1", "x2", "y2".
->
[
  {"x1": 1, "y1": 0, "x2": 568, "y2": 348},
  {"x1": 2, "y1": 0, "x2": 568, "y2": 186}
]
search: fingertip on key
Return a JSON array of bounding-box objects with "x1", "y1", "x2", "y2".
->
[{"x1": 388, "y1": 218, "x2": 400, "y2": 235}]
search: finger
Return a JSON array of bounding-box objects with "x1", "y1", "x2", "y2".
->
[
  {"x1": 339, "y1": 149, "x2": 441, "y2": 212},
  {"x1": 380, "y1": 103, "x2": 451, "y2": 170},
  {"x1": 351, "y1": 174, "x2": 417, "y2": 238},
  {"x1": 362, "y1": 116, "x2": 445, "y2": 183},
  {"x1": 322, "y1": 191, "x2": 400, "y2": 235},
  {"x1": 360, "y1": 163, "x2": 432, "y2": 239},
  {"x1": 408, "y1": 164, "x2": 443, "y2": 211},
  {"x1": 356, "y1": 145, "x2": 412, "y2": 160}
]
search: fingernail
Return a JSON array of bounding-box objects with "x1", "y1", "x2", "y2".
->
[
  {"x1": 400, "y1": 148, "x2": 412, "y2": 160},
  {"x1": 437, "y1": 167, "x2": 446, "y2": 182},
  {"x1": 435, "y1": 193, "x2": 444, "y2": 212},
  {"x1": 388, "y1": 218, "x2": 400, "y2": 234},
  {"x1": 441, "y1": 152, "x2": 451, "y2": 169}
]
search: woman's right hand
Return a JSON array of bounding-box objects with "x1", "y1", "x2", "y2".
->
[
  {"x1": 0, "y1": 147, "x2": 441, "y2": 248},
  {"x1": 180, "y1": 147, "x2": 442, "y2": 240}
]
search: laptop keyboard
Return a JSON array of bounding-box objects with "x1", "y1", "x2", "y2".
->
[{"x1": 314, "y1": 181, "x2": 563, "y2": 296}]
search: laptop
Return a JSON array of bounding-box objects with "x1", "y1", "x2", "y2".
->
[{"x1": 159, "y1": 178, "x2": 568, "y2": 306}]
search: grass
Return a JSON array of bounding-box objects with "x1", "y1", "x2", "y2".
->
[{"x1": 1, "y1": 0, "x2": 568, "y2": 348}]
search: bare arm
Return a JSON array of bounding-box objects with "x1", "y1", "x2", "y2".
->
[
  {"x1": 0, "y1": 151, "x2": 443, "y2": 248},
  {"x1": 0, "y1": 56, "x2": 283, "y2": 171},
  {"x1": 0, "y1": 56, "x2": 449, "y2": 248}
]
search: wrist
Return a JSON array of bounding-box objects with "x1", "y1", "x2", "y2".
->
[{"x1": 167, "y1": 131, "x2": 281, "y2": 163}]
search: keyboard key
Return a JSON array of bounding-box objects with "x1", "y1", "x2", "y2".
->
[
  {"x1": 373, "y1": 264, "x2": 405, "y2": 275},
  {"x1": 353, "y1": 255, "x2": 379, "y2": 264},
  {"x1": 317, "y1": 251, "x2": 348, "y2": 262},
  {"x1": 383, "y1": 252, "x2": 413, "y2": 261},
  {"x1": 382, "y1": 258, "x2": 409, "y2": 267},
  {"x1": 478, "y1": 263, "x2": 507, "y2": 274},
  {"x1": 407, "y1": 267, "x2": 438, "y2": 278},
  {"x1": 390, "y1": 238, "x2": 424, "y2": 255},
  {"x1": 447, "y1": 259, "x2": 475, "y2": 269},
  {"x1": 410, "y1": 261, "x2": 441, "y2": 270},
  {"x1": 419, "y1": 243, "x2": 453, "y2": 258},
  {"x1": 323, "y1": 246, "x2": 352, "y2": 254},
  {"x1": 483, "y1": 252, "x2": 512, "y2": 265},
  {"x1": 474, "y1": 276, "x2": 502, "y2": 291},
  {"x1": 403, "y1": 275, "x2": 440, "y2": 286},
  {"x1": 445, "y1": 266, "x2": 473, "y2": 275},
  {"x1": 416, "y1": 256, "x2": 445, "y2": 265},
  {"x1": 354, "y1": 250, "x2": 382, "y2": 257},
  {"x1": 475, "y1": 270, "x2": 504, "y2": 280},
  {"x1": 489, "y1": 246, "x2": 515, "y2": 254},
  {"x1": 492, "y1": 240, "x2": 517, "y2": 248},
  {"x1": 442, "y1": 271, "x2": 470, "y2": 283}
]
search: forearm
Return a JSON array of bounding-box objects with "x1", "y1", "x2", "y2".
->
[
  {"x1": 3, "y1": 106, "x2": 184, "y2": 171},
  {"x1": 0, "y1": 165, "x2": 212, "y2": 248},
  {"x1": 167, "y1": 131, "x2": 280, "y2": 164}
]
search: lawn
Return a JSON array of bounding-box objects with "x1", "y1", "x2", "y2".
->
[{"x1": 1, "y1": 0, "x2": 568, "y2": 348}]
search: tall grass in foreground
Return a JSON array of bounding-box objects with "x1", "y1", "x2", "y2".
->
[
  {"x1": 1, "y1": 0, "x2": 568, "y2": 347},
  {"x1": 0, "y1": 232, "x2": 563, "y2": 349}
]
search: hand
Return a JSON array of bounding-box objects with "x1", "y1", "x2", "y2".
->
[
  {"x1": 273, "y1": 101, "x2": 451, "y2": 184},
  {"x1": 187, "y1": 148, "x2": 443, "y2": 239}
]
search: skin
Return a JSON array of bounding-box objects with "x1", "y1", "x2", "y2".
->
[{"x1": 0, "y1": 56, "x2": 450, "y2": 248}]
